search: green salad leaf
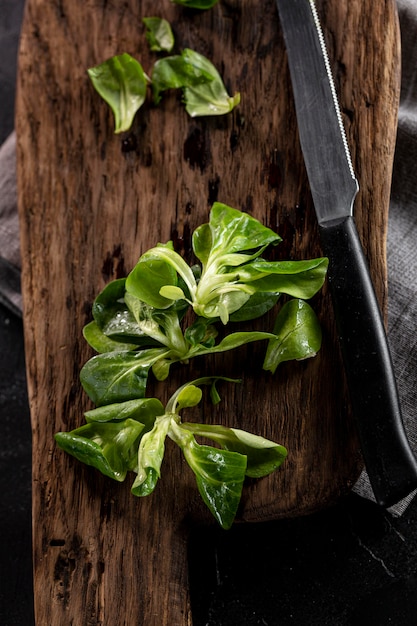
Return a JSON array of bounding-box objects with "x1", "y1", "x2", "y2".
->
[
  {"x1": 83, "y1": 320, "x2": 139, "y2": 354},
  {"x1": 151, "y1": 49, "x2": 239, "y2": 116},
  {"x1": 182, "y1": 422, "x2": 288, "y2": 478},
  {"x1": 87, "y1": 53, "x2": 149, "y2": 133},
  {"x1": 91, "y1": 278, "x2": 162, "y2": 347},
  {"x1": 80, "y1": 348, "x2": 169, "y2": 406},
  {"x1": 151, "y1": 53, "x2": 214, "y2": 105},
  {"x1": 131, "y1": 414, "x2": 172, "y2": 496},
  {"x1": 174, "y1": 424, "x2": 248, "y2": 530},
  {"x1": 263, "y1": 298, "x2": 323, "y2": 373},
  {"x1": 181, "y1": 49, "x2": 240, "y2": 117},
  {"x1": 143, "y1": 17, "x2": 175, "y2": 52},
  {"x1": 84, "y1": 397, "x2": 164, "y2": 425},
  {"x1": 55, "y1": 419, "x2": 145, "y2": 481}
]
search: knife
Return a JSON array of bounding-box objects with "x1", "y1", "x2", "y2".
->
[{"x1": 275, "y1": 0, "x2": 417, "y2": 507}]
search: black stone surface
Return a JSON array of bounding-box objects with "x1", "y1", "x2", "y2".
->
[
  {"x1": 0, "y1": 304, "x2": 34, "y2": 624},
  {"x1": 2, "y1": 2, "x2": 417, "y2": 625}
]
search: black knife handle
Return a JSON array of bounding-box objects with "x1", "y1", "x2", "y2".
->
[{"x1": 319, "y1": 215, "x2": 417, "y2": 507}]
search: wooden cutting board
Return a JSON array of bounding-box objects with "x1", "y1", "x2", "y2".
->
[{"x1": 15, "y1": 0, "x2": 400, "y2": 623}]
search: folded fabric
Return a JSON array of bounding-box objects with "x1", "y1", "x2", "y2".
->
[
  {"x1": 0, "y1": 131, "x2": 21, "y2": 315},
  {"x1": 353, "y1": 0, "x2": 417, "y2": 513}
]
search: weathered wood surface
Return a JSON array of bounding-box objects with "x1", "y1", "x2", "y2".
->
[{"x1": 15, "y1": 0, "x2": 400, "y2": 624}]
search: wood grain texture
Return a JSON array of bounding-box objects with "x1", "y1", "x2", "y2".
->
[{"x1": 15, "y1": 0, "x2": 400, "y2": 624}]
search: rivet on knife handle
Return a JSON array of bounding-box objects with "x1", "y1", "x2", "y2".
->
[{"x1": 275, "y1": 0, "x2": 417, "y2": 507}]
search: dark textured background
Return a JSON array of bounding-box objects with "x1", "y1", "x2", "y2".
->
[{"x1": 2, "y1": 1, "x2": 417, "y2": 624}]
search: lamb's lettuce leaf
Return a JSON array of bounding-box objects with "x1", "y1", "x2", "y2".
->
[
  {"x1": 87, "y1": 53, "x2": 148, "y2": 133},
  {"x1": 143, "y1": 17, "x2": 175, "y2": 52},
  {"x1": 263, "y1": 298, "x2": 323, "y2": 373},
  {"x1": 55, "y1": 419, "x2": 145, "y2": 481}
]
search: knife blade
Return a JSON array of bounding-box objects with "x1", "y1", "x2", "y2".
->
[{"x1": 275, "y1": 0, "x2": 417, "y2": 507}]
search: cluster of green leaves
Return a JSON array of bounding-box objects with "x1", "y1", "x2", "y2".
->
[
  {"x1": 56, "y1": 203, "x2": 327, "y2": 527},
  {"x1": 80, "y1": 203, "x2": 327, "y2": 408},
  {"x1": 87, "y1": 16, "x2": 239, "y2": 134},
  {"x1": 56, "y1": 378, "x2": 287, "y2": 529}
]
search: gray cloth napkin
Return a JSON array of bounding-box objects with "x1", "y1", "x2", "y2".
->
[
  {"x1": 1, "y1": 0, "x2": 416, "y2": 512},
  {"x1": 0, "y1": 131, "x2": 21, "y2": 316},
  {"x1": 352, "y1": 0, "x2": 417, "y2": 513}
]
